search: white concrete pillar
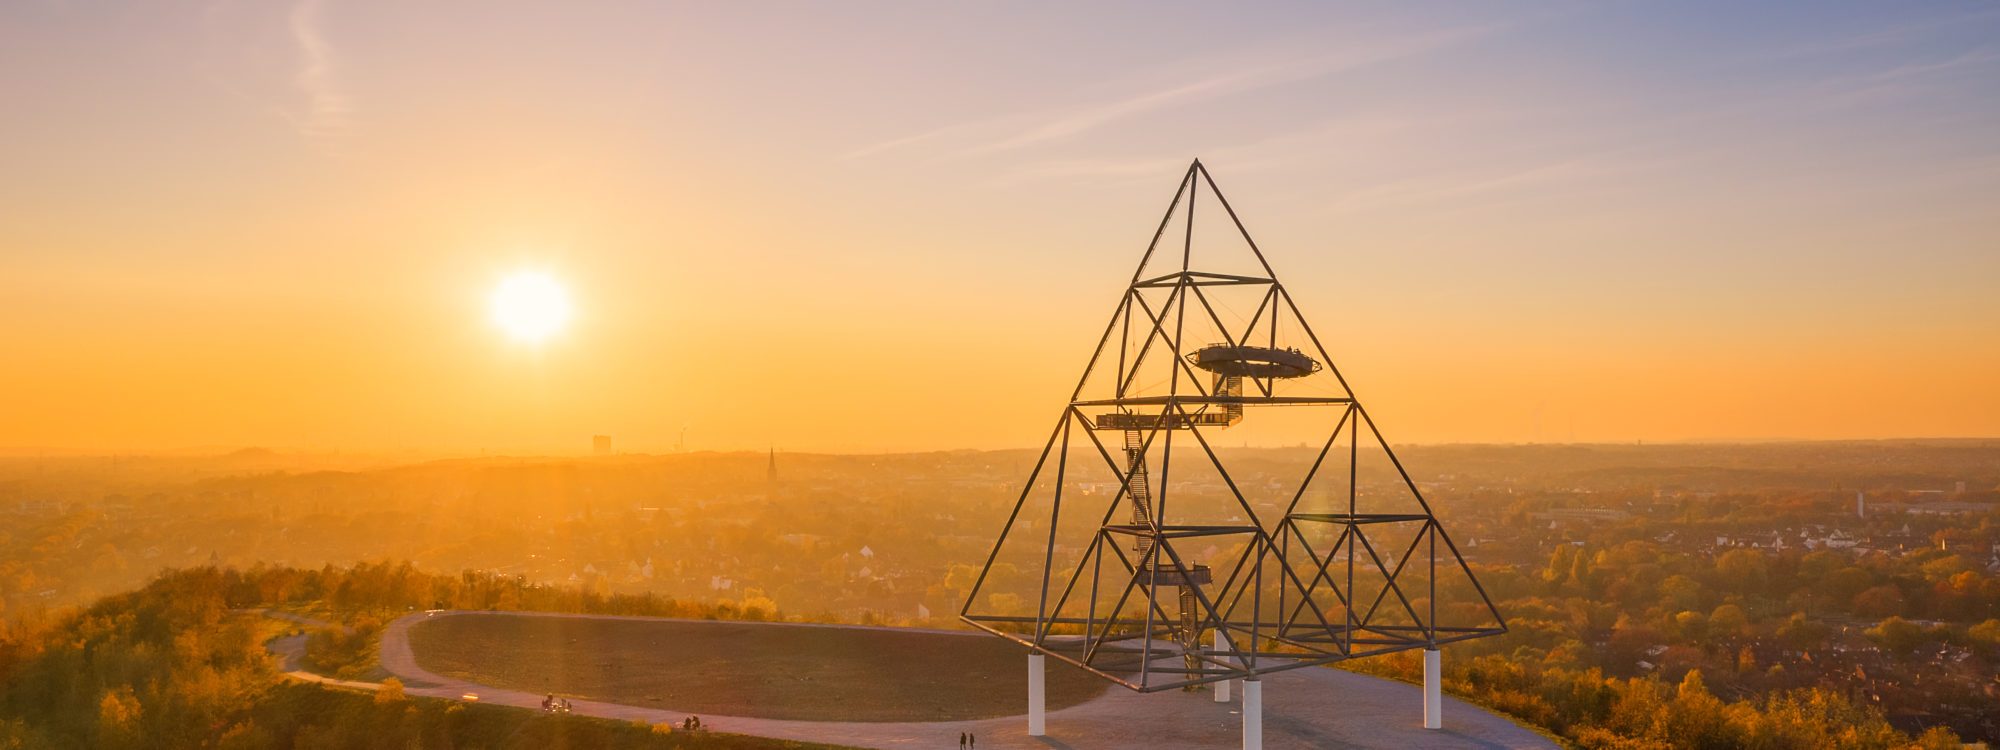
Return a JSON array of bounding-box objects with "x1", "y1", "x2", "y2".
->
[
  {"x1": 1242, "y1": 678, "x2": 1262, "y2": 750},
  {"x1": 1212, "y1": 629, "x2": 1232, "y2": 703},
  {"x1": 1027, "y1": 652, "x2": 1046, "y2": 736},
  {"x1": 1423, "y1": 648, "x2": 1441, "y2": 730}
]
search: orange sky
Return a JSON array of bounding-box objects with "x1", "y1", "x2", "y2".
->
[{"x1": 2, "y1": 3, "x2": 1998, "y2": 454}]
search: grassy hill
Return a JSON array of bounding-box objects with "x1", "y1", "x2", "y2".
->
[{"x1": 0, "y1": 565, "x2": 851, "y2": 750}]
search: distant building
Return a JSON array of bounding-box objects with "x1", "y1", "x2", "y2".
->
[
  {"x1": 1531, "y1": 508, "x2": 1630, "y2": 523},
  {"x1": 1856, "y1": 490, "x2": 1866, "y2": 519},
  {"x1": 592, "y1": 435, "x2": 612, "y2": 456},
  {"x1": 1905, "y1": 501, "x2": 1995, "y2": 516}
]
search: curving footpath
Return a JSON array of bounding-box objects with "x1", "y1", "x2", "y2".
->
[
  {"x1": 373, "y1": 610, "x2": 1555, "y2": 750},
  {"x1": 253, "y1": 609, "x2": 396, "y2": 693}
]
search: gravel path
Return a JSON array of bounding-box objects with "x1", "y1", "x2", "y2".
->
[
  {"x1": 378, "y1": 610, "x2": 1556, "y2": 750},
  {"x1": 250, "y1": 609, "x2": 401, "y2": 693}
]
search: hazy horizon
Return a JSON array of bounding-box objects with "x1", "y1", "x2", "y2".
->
[{"x1": 5, "y1": 435, "x2": 1999, "y2": 463}]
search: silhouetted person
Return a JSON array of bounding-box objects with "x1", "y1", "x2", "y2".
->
[
  {"x1": 969, "y1": 733, "x2": 976, "y2": 749},
  {"x1": 960, "y1": 732, "x2": 967, "y2": 749}
]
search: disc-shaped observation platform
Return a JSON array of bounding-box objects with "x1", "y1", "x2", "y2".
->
[{"x1": 1186, "y1": 344, "x2": 1321, "y2": 379}]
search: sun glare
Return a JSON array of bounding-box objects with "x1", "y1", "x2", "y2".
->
[{"x1": 490, "y1": 271, "x2": 572, "y2": 344}]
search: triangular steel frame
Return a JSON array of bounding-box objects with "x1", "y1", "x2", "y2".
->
[{"x1": 961, "y1": 160, "x2": 1505, "y2": 693}]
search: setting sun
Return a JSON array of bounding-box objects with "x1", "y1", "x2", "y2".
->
[{"x1": 489, "y1": 271, "x2": 572, "y2": 344}]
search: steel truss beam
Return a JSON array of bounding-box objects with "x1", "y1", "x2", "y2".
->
[{"x1": 963, "y1": 160, "x2": 1504, "y2": 693}]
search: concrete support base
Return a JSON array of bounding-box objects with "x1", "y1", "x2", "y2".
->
[
  {"x1": 1242, "y1": 678, "x2": 1263, "y2": 750},
  {"x1": 1423, "y1": 648, "x2": 1441, "y2": 730},
  {"x1": 1212, "y1": 629, "x2": 1232, "y2": 703},
  {"x1": 1028, "y1": 652, "x2": 1046, "y2": 736}
]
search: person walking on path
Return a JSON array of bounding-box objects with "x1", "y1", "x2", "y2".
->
[
  {"x1": 959, "y1": 732, "x2": 967, "y2": 749},
  {"x1": 969, "y1": 733, "x2": 976, "y2": 749}
]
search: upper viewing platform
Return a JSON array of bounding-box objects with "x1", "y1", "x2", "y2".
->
[{"x1": 1187, "y1": 344, "x2": 1320, "y2": 379}]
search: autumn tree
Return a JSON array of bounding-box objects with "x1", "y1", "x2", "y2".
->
[
  {"x1": 1775, "y1": 612, "x2": 1828, "y2": 650},
  {"x1": 1864, "y1": 616, "x2": 1925, "y2": 654},
  {"x1": 1713, "y1": 549, "x2": 1768, "y2": 595},
  {"x1": 93, "y1": 688, "x2": 141, "y2": 750},
  {"x1": 374, "y1": 677, "x2": 406, "y2": 705}
]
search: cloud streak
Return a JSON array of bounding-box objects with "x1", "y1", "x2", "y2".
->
[
  {"x1": 845, "y1": 24, "x2": 1494, "y2": 162},
  {"x1": 287, "y1": 0, "x2": 350, "y2": 145}
]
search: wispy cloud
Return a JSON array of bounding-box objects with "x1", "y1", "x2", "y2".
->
[
  {"x1": 1755, "y1": 6, "x2": 2000, "y2": 65},
  {"x1": 994, "y1": 108, "x2": 1499, "y2": 186},
  {"x1": 1798, "y1": 45, "x2": 2000, "y2": 111},
  {"x1": 1327, "y1": 157, "x2": 1648, "y2": 214},
  {"x1": 963, "y1": 67, "x2": 1289, "y2": 157},
  {"x1": 845, "y1": 24, "x2": 1494, "y2": 162},
  {"x1": 1838, "y1": 46, "x2": 2000, "y2": 88},
  {"x1": 286, "y1": 0, "x2": 350, "y2": 146}
]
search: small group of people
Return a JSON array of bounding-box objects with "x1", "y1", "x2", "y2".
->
[
  {"x1": 680, "y1": 715, "x2": 705, "y2": 732},
  {"x1": 957, "y1": 731, "x2": 977, "y2": 749},
  {"x1": 541, "y1": 694, "x2": 572, "y2": 713}
]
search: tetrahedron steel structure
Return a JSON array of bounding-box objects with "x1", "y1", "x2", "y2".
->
[{"x1": 961, "y1": 160, "x2": 1504, "y2": 693}]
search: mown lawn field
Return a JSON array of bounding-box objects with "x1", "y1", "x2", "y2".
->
[{"x1": 407, "y1": 614, "x2": 1109, "y2": 722}]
